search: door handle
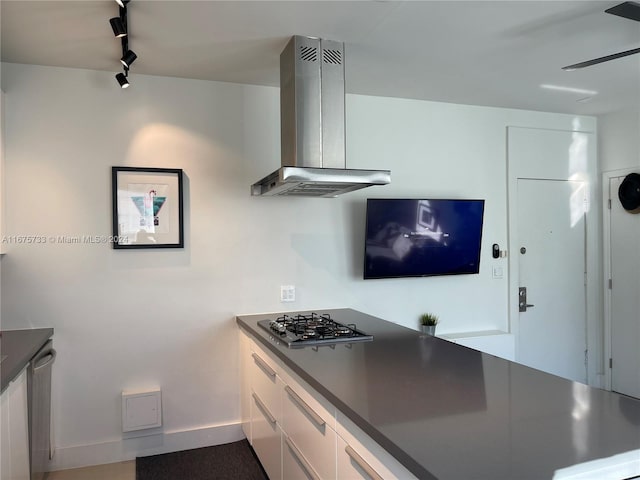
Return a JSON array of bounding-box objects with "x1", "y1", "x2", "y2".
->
[{"x1": 519, "y1": 287, "x2": 535, "y2": 312}]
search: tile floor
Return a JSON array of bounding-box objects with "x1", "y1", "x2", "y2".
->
[{"x1": 45, "y1": 461, "x2": 135, "y2": 480}]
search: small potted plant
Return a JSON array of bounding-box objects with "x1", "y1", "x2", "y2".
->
[{"x1": 420, "y1": 313, "x2": 439, "y2": 336}]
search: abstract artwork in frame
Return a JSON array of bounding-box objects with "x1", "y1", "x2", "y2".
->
[{"x1": 112, "y1": 167, "x2": 184, "y2": 249}]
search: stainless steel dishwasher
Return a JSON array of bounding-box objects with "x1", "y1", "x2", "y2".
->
[{"x1": 28, "y1": 340, "x2": 56, "y2": 480}]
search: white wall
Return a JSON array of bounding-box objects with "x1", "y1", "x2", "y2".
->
[
  {"x1": 0, "y1": 63, "x2": 598, "y2": 469},
  {"x1": 599, "y1": 108, "x2": 640, "y2": 172}
]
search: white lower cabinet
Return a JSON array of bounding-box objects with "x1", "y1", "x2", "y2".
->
[
  {"x1": 250, "y1": 342, "x2": 282, "y2": 425},
  {"x1": 239, "y1": 330, "x2": 252, "y2": 442},
  {"x1": 239, "y1": 327, "x2": 414, "y2": 480},
  {"x1": 280, "y1": 365, "x2": 336, "y2": 480},
  {"x1": 0, "y1": 368, "x2": 30, "y2": 480},
  {"x1": 251, "y1": 392, "x2": 282, "y2": 480}
]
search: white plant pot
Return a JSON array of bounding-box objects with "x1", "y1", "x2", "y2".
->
[{"x1": 421, "y1": 325, "x2": 436, "y2": 336}]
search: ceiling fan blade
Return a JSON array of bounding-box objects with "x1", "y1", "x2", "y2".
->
[
  {"x1": 605, "y1": 1, "x2": 640, "y2": 21},
  {"x1": 562, "y1": 46, "x2": 640, "y2": 70}
]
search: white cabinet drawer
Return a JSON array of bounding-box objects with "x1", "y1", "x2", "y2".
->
[
  {"x1": 252, "y1": 391, "x2": 282, "y2": 480},
  {"x1": 338, "y1": 435, "x2": 386, "y2": 480},
  {"x1": 336, "y1": 413, "x2": 417, "y2": 480},
  {"x1": 283, "y1": 433, "x2": 322, "y2": 480},
  {"x1": 250, "y1": 341, "x2": 282, "y2": 424},
  {"x1": 280, "y1": 365, "x2": 335, "y2": 430},
  {"x1": 282, "y1": 380, "x2": 336, "y2": 479}
]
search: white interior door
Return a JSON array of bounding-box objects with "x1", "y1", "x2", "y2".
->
[
  {"x1": 609, "y1": 176, "x2": 640, "y2": 399},
  {"x1": 516, "y1": 179, "x2": 587, "y2": 383}
]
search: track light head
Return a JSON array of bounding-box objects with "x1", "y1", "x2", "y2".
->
[
  {"x1": 111, "y1": 0, "x2": 134, "y2": 90},
  {"x1": 115, "y1": 72, "x2": 130, "y2": 89},
  {"x1": 109, "y1": 17, "x2": 127, "y2": 38},
  {"x1": 120, "y1": 50, "x2": 137, "y2": 69}
]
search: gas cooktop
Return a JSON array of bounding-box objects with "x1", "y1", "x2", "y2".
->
[{"x1": 258, "y1": 312, "x2": 373, "y2": 348}]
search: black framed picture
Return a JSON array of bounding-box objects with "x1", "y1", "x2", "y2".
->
[{"x1": 111, "y1": 167, "x2": 184, "y2": 249}]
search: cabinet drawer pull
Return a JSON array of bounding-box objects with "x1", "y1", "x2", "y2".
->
[
  {"x1": 285, "y1": 385, "x2": 326, "y2": 429},
  {"x1": 285, "y1": 436, "x2": 320, "y2": 480},
  {"x1": 252, "y1": 353, "x2": 276, "y2": 378},
  {"x1": 252, "y1": 393, "x2": 276, "y2": 425},
  {"x1": 345, "y1": 445, "x2": 384, "y2": 480}
]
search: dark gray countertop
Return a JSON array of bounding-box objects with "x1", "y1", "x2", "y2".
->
[
  {"x1": 1, "y1": 328, "x2": 54, "y2": 393},
  {"x1": 237, "y1": 308, "x2": 640, "y2": 480}
]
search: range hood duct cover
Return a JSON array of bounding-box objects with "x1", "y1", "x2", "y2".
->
[{"x1": 251, "y1": 36, "x2": 390, "y2": 198}]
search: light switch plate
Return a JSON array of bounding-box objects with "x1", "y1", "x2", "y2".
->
[{"x1": 280, "y1": 285, "x2": 295, "y2": 302}]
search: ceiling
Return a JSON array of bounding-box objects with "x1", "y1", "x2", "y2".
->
[{"x1": 2, "y1": 1, "x2": 639, "y2": 116}]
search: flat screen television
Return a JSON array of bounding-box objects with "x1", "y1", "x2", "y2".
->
[{"x1": 364, "y1": 198, "x2": 485, "y2": 279}]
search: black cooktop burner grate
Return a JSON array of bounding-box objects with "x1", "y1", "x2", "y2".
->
[{"x1": 258, "y1": 312, "x2": 373, "y2": 347}]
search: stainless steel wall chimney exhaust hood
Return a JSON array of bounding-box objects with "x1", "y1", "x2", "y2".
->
[{"x1": 251, "y1": 36, "x2": 391, "y2": 197}]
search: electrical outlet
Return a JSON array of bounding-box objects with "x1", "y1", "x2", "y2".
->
[{"x1": 280, "y1": 285, "x2": 295, "y2": 302}]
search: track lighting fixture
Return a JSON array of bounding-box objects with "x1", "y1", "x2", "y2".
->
[
  {"x1": 115, "y1": 72, "x2": 130, "y2": 89},
  {"x1": 120, "y1": 50, "x2": 137, "y2": 68},
  {"x1": 109, "y1": 17, "x2": 126, "y2": 38},
  {"x1": 109, "y1": 0, "x2": 136, "y2": 89}
]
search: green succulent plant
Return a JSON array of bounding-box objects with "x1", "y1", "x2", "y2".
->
[{"x1": 420, "y1": 313, "x2": 439, "y2": 326}]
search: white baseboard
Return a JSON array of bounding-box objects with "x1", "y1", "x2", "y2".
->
[{"x1": 48, "y1": 421, "x2": 244, "y2": 471}]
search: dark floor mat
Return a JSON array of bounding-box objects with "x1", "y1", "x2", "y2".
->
[{"x1": 136, "y1": 439, "x2": 268, "y2": 480}]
